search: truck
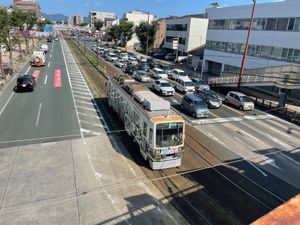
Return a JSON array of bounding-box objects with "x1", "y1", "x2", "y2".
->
[
  {"x1": 108, "y1": 75, "x2": 185, "y2": 169},
  {"x1": 31, "y1": 51, "x2": 46, "y2": 67}
]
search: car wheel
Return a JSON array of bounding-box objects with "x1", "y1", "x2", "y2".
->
[{"x1": 239, "y1": 105, "x2": 243, "y2": 111}]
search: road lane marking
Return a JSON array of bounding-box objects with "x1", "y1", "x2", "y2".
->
[
  {"x1": 53, "y1": 69, "x2": 62, "y2": 88},
  {"x1": 25, "y1": 66, "x2": 31, "y2": 74},
  {"x1": 280, "y1": 153, "x2": 300, "y2": 167},
  {"x1": 78, "y1": 111, "x2": 102, "y2": 119},
  {"x1": 207, "y1": 132, "x2": 225, "y2": 146},
  {"x1": 234, "y1": 136, "x2": 255, "y2": 150},
  {"x1": 72, "y1": 86, "x2": 89, "y2": 92},
  {"x1": 81, "y1": 120, "x2": 104, "y2": 128},
  {"x1": 74, "y1": 94, "x2": 91, "y2": 100},
  {"x1": 77, "y1": 105, "x2": 99, "y2": 112},
  {"x1": 0, "y1": 134, "x2": 81, "y2": 144},
  {"x1": 60, "y1": 39, "x2": 85, "y2": 143},
  {"x1": 73, "y1": 90, "x2": 90, "y2": 96},
  {"x1": 48, "y1": 62, "x2": 51, "y2": 67},
  {"x1": 44, "y1": 75, "x2": 48, "y2": 85},
  {"x1": 35, "y1": 103, "x2": 42, "y2": 126},
  {"x1": 0, "y1": 92, "x2": 14, "y2": 116},
  {"x1": 247, "y1": 161, "x2": 268, "y2": 177},
  {"x1": 50, "y1": 54, "x2": 52, "y2": 58}
]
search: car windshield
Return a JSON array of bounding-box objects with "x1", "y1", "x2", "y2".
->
[
  {"x1": 162, "y1": 65, "x2": 171, "y2": 70},
  {"x1": 195, "y1": 80, "x2": 204, "y2": 85},
  {"x1": 157, "y1": 70, "x2": 164, "y2": 74},
  {"x1": 184, "y1": 81, "x2": 194, "y2": 87},
  {"x1": 17, "y1": 78, "x2": 28, "y2": 84},
  {"x1": 178, "y1": 72, "x2": 186, "y2": 76},
  {"x1": 161, "y1": 82, "x2": 171, "y2": 87},
  {"x1": 207, "y1": 94, "x2": 219, "y2": 100},
  {"x1": 240, "y1": 96, "x2": 252, "y2": 102},
  {"x1": 194, "y1": 100, "x2": 206, "y2": 107},
  {"x1": 156, "y1": 122, "x2": 184, "y2": 148}
]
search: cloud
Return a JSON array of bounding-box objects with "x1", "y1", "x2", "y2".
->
[
  {"x1": 95, "y1": 2, "x2": 101, "y2": 6},
  {"x1": 84, "y1": 2, "x2": 90, "y2": 7}
]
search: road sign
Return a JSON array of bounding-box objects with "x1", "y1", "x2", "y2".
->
[{"x1": 172, "y1": 38, "x2": 179, "y2": 50}]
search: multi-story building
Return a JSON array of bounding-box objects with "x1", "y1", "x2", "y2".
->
[
  {"x1": 163, "y1": 14, "x2": 208, "y2": 55},
  {"x1": 123, "y1": 11, "x2": 156, "y2": 49},
  {"x1": 153, "y1": 19, "x2": 166, "y2": 49},
  {"x1": 68, "y1": 17, "x2": 74, "y2": 26},
  {"x1": 13, "y1": 0, "x2": 41, "y2": 18},
  {"x1": 73, "y1": 15, "x2": 83, "y2": 26},
  {"x1": 88, "y1": 11, "x2": 116, "y2": 29},
  {"x1": 203, "y1": 0, "x2": 300, "y2": 76}
]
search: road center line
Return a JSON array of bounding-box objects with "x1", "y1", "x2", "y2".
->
[
  {"x1": 44, "y1": 75, "x2": 48, "y2": 85},
  {"x1": 35, "y1": 103, "x2": 42, "y2": 126},
  {"x1": 48, "y1": 62, "x2": 51, "y2": 67}
]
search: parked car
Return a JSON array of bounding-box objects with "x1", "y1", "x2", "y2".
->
[
  {"x1": 169, "y1": 69, "x2": 188, "y2": 80},
  {"x1": 191, "y1": 78, "x2": 210, "y2": 91},
  {"x1": 134, "y1": 70, "x2": 151, "y2": 82},
  {"x1": 165, "y1": 53, "x2": 176, "y2": 61},
  {"x1": 119, "y1": 52, "x2": 128, "y2": 61},
  {"x1": 115, "y1": 60, "x2": 126, "y2": 68},
  {"x1": 148, "y1": 62, "x2": 160, "y2": 70},
  {"x1": 196, "y1": 89, "x2": 222, "y2": 109},
  {"x1": 151, "y1": 68, "x2": 168, "y2": 79},
  {"x1": 174, "y1": 76, "x2": 195, "y2": 94},
  {"x1": 138, "y1": 62, "x2": 150, "y2": 72},
  {"x1": 225, "y1": 91, "x2": 254, "y2": 111},
  {"x1": 16, "y1": 74, "x2": 36, "y2": 92},
  {"x1": 152, "y1": 79, "x2": 175, "y2": 96},
  {"x1": 124, "y1": 65, "x2": 139, "y2": 75},
  {"x1": 181, "y1": 94, "x2": 209, "y2": 118},
  {"x1": 152, "y1": 52, "x2": 166, "y2": 60},
  {"x1": 128, "y1": 57, "x2": 138, "y2": 65}
]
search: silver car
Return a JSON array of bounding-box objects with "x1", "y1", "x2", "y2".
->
[{"x1": 225, "y1": 91, "x2": 254, "y2": 111}]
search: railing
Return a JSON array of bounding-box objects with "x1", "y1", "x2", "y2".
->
[{"x1": 252, "y1": 96, "x2": 300, "y2": 125}]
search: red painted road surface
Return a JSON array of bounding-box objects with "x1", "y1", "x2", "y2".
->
[
  {"x1": 32, "y1": 70, "x2": 41, "y2": 81},
  {"x1": 54, "y1": 69, "x2": 62, "y2": 88}
]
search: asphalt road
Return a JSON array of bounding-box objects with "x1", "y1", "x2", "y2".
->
[{"x1": 78, "y1": 37, "x2": 300, "y2": 224}]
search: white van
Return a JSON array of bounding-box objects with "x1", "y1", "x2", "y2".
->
[{"x1": 174, "y1": 76, "x2": 195, "y2": 94}]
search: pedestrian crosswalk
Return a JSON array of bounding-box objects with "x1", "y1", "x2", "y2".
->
[{"x1": 61, "y1": 40, "x2": 107, "y2": 138}]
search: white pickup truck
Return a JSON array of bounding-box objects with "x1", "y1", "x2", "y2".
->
[{"x1": 31, "y1": 51, "x2": 46, "y2": 67}]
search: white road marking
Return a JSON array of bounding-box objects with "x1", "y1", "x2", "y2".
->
[
  {"x1": 72, "y1": 90, "x2": 90, "y2": 96},
  {"x1": 44, "y1": 75, "x2": 48, "y2": 85},
  {"x1": 81, "y1": 120, "x2": 104, "y2": 128},
  {"x1": 291, "y1": 149, "x2": 300, "y2": 154},
  {"x1": 261, "y1": 156, "x2": 283, "y2": 171},
  {"x1": 0, "y1": 92, "x2": 14, "y2": 116},
  {"x1": 234, "y1": 136, "x2": 255, "y2": 150},
  {"x1": 207, "y1": 132, "x2": 225, "y2": 146},
  {"x1": 50, "y1": 54, "x2": 52, "y2": 58},
  {"x1": 280, "y1": 153, "x2": 300, "y2": 167},
  {"x1": 247, "y1": 161, "x2": 268, "y2": 177},
  {"x1": 0, "y1": 134, "x2": 80, "y2": 144},
  {"x1": 35, "y1": 103, "x2": 42, "y2": 126},
  {"x1": 73, "y1": 94, "x2": 91, "y2": 100},
  {"x1": 264, "y1": 133, "x2": 292, "y2": 149},
  {"x1": 72, "y1": 83, "x2": 87, "y2": 88},
  {"x1": 268, "y1": 125, "x2": 294, "y2": 139},
  {"x1": 81, "y1": 128, "x2": 103, "y2": 136},
  {"x1": 77, "y1": 105, "x2": 98, "y2": 112},
  {"x1": 25, "y1": 66, "x2": 31, "y2": 74},
  {"x1": 239, "y1": 130, "x2": 260, "y2": 142},
  {"x1": 48, "y1": 62, "x2": 51, "y2": 67},
  {"x1": 78, "y1": 112, "x2": 102, "y2": 119},
  {"x1": 72, "y1": 86, "x2": 90, "y2": 92}
]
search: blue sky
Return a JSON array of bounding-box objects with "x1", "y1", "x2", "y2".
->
[{"x1": 0, "y1": 0, "x2": 277, "y2": 17}]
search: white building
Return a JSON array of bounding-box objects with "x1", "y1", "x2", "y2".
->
[
  {"x1": 67, "y1": 17, "x2": 73, "y2": 26},
  {"x1": 163, "y1": 15, "x2": 208, "y2": 55},
  {"x1": 203, "y1": 0, "x2": 300, "y2": 76},
  {"x1": 89, "y1": 11, "x2": 116, "y2": 29},
  {"x1": 123, "y1": 11, "x2": 156, "y2": 49}
]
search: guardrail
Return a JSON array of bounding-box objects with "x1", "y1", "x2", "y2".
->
[{"x1": 252, "y1": 96, "x2": 300, "y2": 125}]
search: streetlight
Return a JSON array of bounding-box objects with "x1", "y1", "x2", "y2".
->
[{"x1": 237, "y1": 0, "x2": 256, "y2": 91}]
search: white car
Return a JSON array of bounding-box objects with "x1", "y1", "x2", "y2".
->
[
  {"x1": 152, "y1": 79, "x2": 175, "y2": 96},
  {"x1": 169, "y1": 69, "x2": 188, "y2": 80},
  {"x1": 116, "y1": 60, "x2": 126, "y2": 68},
  {"x1": 225, "y1": 91, "x2": 254, "y2": 111},
  {"x1": 151, "y1": 68, "x2": 168, "y2": 79},
  {"x1": 40, "y1": 44, "x2": 49, "y2": 53},
  {"x1": 174, "y1": 76, "x2": 195, "y2": 94},
  {"x1": 134, "y1": 70, "x2": 151, "y2": 82},
  {"x1": 128, "y1": 57, "x2": 138, "y2": 65},
  {"x1": 119, "y1": 53, "x2": 128, "y2": 61},
  {"x1": 106, "y1": 53, "x2": 118, "y2": 62}
]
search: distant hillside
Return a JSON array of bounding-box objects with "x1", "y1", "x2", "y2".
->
[
  {"x1": 42, "y1": 13, "x2": 89, "y2": 24},
  {"x1": 42, "y1": 13, "x2": 68, "y2": 22}
]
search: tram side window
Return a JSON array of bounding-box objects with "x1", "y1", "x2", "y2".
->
[
  {"x1": 149, "y1": 128, "x2": 153, "y2": 144},
  {"x1": 143, "y1": 122, "x2": 147, "y2": 137}
]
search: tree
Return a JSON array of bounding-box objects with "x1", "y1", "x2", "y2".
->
[
  {"x1": 106, "y1": 24, "x2": 121, "y2": 44},
  {"x1": 135, "y1": 22, "x2": 157, "y2": 54},
  {"x1": 0, "y1": 7, "x2": 11, "y2": 78},
  {"x1": 93, "y1": 19, "x2": 103, "y2": 31},
  {"x1": 24, "y1": 11, "x2": 37, "y2": 50},
  {"x1": 106, "y1": 21, "x2": 134, "y2": 46}
]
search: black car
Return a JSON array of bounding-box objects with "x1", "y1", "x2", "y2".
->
[
  {"x1": 47, "y1": 37, "x2": 52, "y2": 42},
  {"x1": 196, "y1": 89, "x2": 222, "y2": 109},
  {"x1": 138, "y1": 63, "x2": 150, "y2": 72},
  {"x1": 16, "y1": 74, "x2": 36, "y2": 92},
  {"x1": 152, "y1": 52, "x2": 166, "y2": 60},
  {"x1": 124, "y1": 65, "x2": 138, "y2": 75},
  {"x1": 148, "y1": 62, "x2": 160, "y2": 70}
]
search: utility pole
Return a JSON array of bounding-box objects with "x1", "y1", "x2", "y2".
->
[
  {"x1": 237, "y1": 0, "x2": 256, "y2": 91},
  {"x1": 146, "y1": 11, "x2": 150, "y2": 56}
]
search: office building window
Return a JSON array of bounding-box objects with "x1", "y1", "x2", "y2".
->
[
  {"x1": 294, "y1": 18, "x2": 300, "y2": 31},
  {"x1": 167, "y1": 24, "x2": 188, "y2": 31},
  {"x1": 266, "y1": 18, "x2": 277, "y2": 30},
  {"x1": 271, "y1": 47, "x2": 283, "y2": 59},
  {"x1": 276, "y1": 18, "x2": 289, "y2": 31}
]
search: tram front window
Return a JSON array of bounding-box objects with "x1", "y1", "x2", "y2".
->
[{"x1": 156, "y1": 122, "x2": 183, "y2": 148}]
